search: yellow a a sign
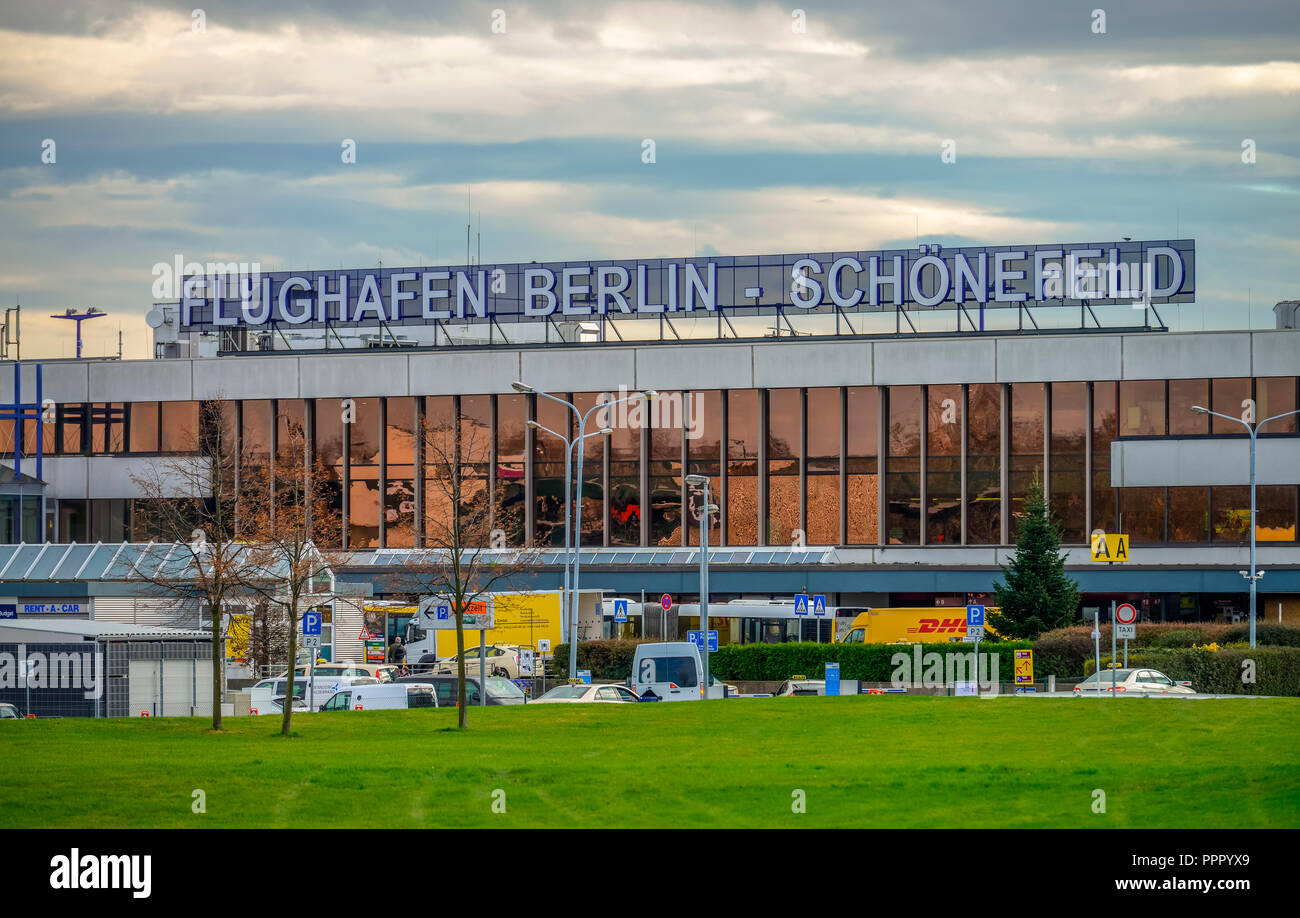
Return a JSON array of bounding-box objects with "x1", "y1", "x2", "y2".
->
[{"x1": 1090, "y1": 533, "x2": 1130, "y2": 562}]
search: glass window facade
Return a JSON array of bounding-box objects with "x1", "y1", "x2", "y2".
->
[
  {"x1": 25, "y1": 375, "x2": 1298, "y2": 549},
  {"x1": 805, "y1": 388, "x2": 839, "y2": 546},
  {"x1": 726, "y1": 390, "x2": 759, "y2": 545},
  {"x1": 766, "y1": 388, "x2": 800, "y2": 546},
  {"x1": 886, "y1": 386, "x2": 921, "y2": 544},
  {"x1": 926, "y1": 385, "x2": 961, "y2": 544},
  {"x1": 845, "y1": 387, "x2": 879, "y2": 545}
]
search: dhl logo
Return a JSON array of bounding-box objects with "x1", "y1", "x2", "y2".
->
[{"x1": 906, "y1": 618, "x2": 967, "y2": 634}]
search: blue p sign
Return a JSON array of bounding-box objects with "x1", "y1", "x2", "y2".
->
[
  {"x1": 967, "y1": 605, "x2": 985, "y2": 627},
  {"x1": 303, "y1": 612, "x2": 321, "y2": 635}
]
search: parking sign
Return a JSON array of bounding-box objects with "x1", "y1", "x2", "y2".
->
[{"x1": 303, "y1": 611, "x2": 322, "y2": 635}]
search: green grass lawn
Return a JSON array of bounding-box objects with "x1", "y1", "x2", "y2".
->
[{"x1": 2, "y1": 696, "x2": 1297, "y2": 828}]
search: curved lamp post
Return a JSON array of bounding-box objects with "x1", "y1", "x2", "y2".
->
[
  {"x1": 516, "y1": 382, "x2": 654, "y2": 678},
  {"x1": 1190, "y1": 404, "x2": 1300, "y2": 648}
]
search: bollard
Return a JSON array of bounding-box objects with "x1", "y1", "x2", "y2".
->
[
  {"x1": 250, "y1": 707, "x2": 258, "y2": 715},
  {"x1": 25, "y1": 713, "x2": 34, "y2": 719},
  {"x1": 140, "y1": 711, "x2": 150, "y2": 717},
  {"x1": 354, "y1": 704, "x2": 364, "y2": 710}
]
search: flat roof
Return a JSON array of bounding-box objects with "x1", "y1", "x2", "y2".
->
[{"x1": 0, "y1": 619, "x2": 210, "y2": 640}]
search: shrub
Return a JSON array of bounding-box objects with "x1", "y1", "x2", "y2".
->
[
  {"x1": 1082, "y1": 646, "x2": 1300, "y2": 696},
  {"x1": 1033, "y1": 622, "x2": 1300, "y2": 678},
  {"x1": 706, "y1": 641, "x2": 1033, "y2": 682},
  {"x1": 550, "y1": 640, "x2": 655, "y2": 681}
]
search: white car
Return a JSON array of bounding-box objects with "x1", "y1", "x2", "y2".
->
[
  {"x1": 435, "y1": 644, "x2": 526, "y2": 679},
  {"x1": 1073, "y1": 668, "x2": 1195, "y2": 695},
  {"x1": 774, "y1": 678, "x2": 828, "y2": 696},
  {"x1": 532, "y1": 684, "x2": 642, "y2": 704}
]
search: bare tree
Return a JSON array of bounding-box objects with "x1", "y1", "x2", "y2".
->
[
  {"x1": 130, "y1": 399, "x2": 257, "y2": 731},
  {"x1": 395, "y1": 411, "x2": 533, "y2": 728},
  {"x1": 238, "y1": 416, "x2": 343, "y2": 734}
]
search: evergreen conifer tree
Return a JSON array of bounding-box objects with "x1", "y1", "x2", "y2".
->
[{"x1": 988, "y1": 479, "x2": 1080, "y2": 640}]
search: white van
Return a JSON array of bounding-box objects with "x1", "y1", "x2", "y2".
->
[
  {"x1": 248, "y1": 674, "x2": 379, "y2": 713},
  {"x1": 631, "y1": 642, "x2": 727, "y2": 701},
  {"x1": 318, "y1": 683, "x2": 439, "y2": 712}
]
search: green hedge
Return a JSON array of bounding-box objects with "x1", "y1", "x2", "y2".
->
[
  {"x1": 1082, "y1": 646, "x2": 1300, "y2": 696},
  {"x1": 554, "y1": 639, "x2": 1033, "y2": 682},
  {"x1": 1032, "y1": 623, "x2": 1300, "y2": 678},
  {"x1": 550, "y1": 640, "x2": 655, "y2": 681},
  {"x1": 706, "y1": 641, "x2": 1033, "y2": 682}
]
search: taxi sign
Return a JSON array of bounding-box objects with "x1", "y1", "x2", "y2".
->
[{"x1": 1090, "y1": 532, "x2": 1130, "y2": 562}]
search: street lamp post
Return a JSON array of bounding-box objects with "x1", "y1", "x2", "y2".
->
[
  {"x1": 1191, "y1": 404, "x2": 1300, "y2": 648},
  {"x1": 516, "y1": 382, "x2": 653, "y2": 679},
  {"x1": 685, "y1": 474, "x2": 717, "y2": 698}
]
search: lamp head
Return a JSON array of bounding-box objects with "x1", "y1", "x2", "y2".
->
[
  {"x1": 512, "y1": 381, "x2": 534, "y2": 394},
  {"x1": 598, "y1": 427, "x2": 614, "y2": 436},
  {"x1": 685, "y1": 474, "x2": 710, "y2": 486},
  {"x1": 526, "y1": 420, "x2": 540, "y2": 429},
  {"x1": 1192, "y1": 406, "x2": 1209, "y2": 415}
]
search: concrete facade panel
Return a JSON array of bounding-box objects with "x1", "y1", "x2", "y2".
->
[
  {"x1": 872, "y1": 338, "x2": 996, "y2": 385},
  {"x1": 996, "y1": 335, "x2": 1122, "y2": 383},
  {"x1": 1122, "y1": 332, "x2": 1251, "y2": 380},
  {"x1": 1111, "y1": 437, "x2": 1300, "y2": 486},
  {"x1": 90, "y1": 360, "x2": 193, "y2": 403},
  {"x1": 298, "y1": 354, "x2": 409, "y2": 397},
  {"x1": 634, "y1": 345, "x2": 754, "y2": 391},
  {"x1": 520, "y1": 348, "x2": 639, "y2": 394},
  {"x1": 193, "y1": 356, "x2": 300, "y2": 400},
  {"x1": 1252, "y1": 330, "x2": 1300, "y2": 378},
  {"x1": 408, "y1": 350, "x2": 521, "y2": 395},
  {"x1": 751, "y1": 341, "x2": 872, "y2": 388}
]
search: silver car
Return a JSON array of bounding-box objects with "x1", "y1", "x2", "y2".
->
[
  {"x1": 1073, "y1": 668, "x2": 1195, "y2": 695},
  {"x1": 531, "y1": 684, "x2": 642, "y2": 704}
]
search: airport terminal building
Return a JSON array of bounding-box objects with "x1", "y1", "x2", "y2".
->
[{"x1": 3, "y1": 239, "x2": 1299, "y2": 643}]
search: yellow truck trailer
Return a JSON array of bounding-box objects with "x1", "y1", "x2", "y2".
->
[{"x1": 837, "y1": 607, "x2": 1000, "y2": 644}]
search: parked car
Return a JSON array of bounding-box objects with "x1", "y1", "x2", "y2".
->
[
  {"x1": 282, "y1": 662, "x2": 398, "y2": 683},
  {"x1": 631, "y1": 642, "x2": 726, "y2": 700},
  {"x1": 393, "y1": 673, "x2": 527, "y2": 705},
  {"x1": 1073, "y1": 668, "x2": 1196, "y2": 695},
  {"x1": 434, "y1": 645, "x2": 526, "y2": 679},
  {"x1": 0, "y1": 702, "x2": 23, "y2": 718},
  {"x1": 774, "y1": 678, "x2": 827, "y2": 696},
  {"x1": 318, "y1": 683, "x2": 439, "y2": 711},
  {"x1": 270, "y1": 696, "x2": 310, "y2": 712},
  {"x1": 532, "y1": 684, "x2": 641, "y2": 704}
]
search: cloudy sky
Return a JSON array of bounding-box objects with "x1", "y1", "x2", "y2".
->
[{"x1": 1, "y1": 0, "x2": 1297, "y2": 359}]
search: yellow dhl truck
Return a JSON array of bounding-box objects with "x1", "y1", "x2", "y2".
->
[{"x1": 836, "y1": 607, "x2": 1001, "y2": 644}]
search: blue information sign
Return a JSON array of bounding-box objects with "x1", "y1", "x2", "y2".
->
[
  {"x1": 812, "y1": 594, "x2": 827, "y2": 617},
  {"x1": 966, "y1": 605, "x2": 985, "y2": 627},
  {"x1": 687, "y1": 630, "x2": 718, "y2": 652},
  {"x1": 794, "y1": 593, "x2": 809, "y2": 616},
  {"x1": 613, "y1": 599, "x2": 628, "y2": 622},
  {"x1": 825, "y1": 662, "x2": 840, "y2": 696},
  {"x1": 303, "y1": 611, "x2": 322, "y2": 635}
]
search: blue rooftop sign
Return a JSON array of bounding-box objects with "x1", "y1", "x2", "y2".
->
[{"x1": 174, "y1": 240, "x2": 1195, "y2": 331}]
